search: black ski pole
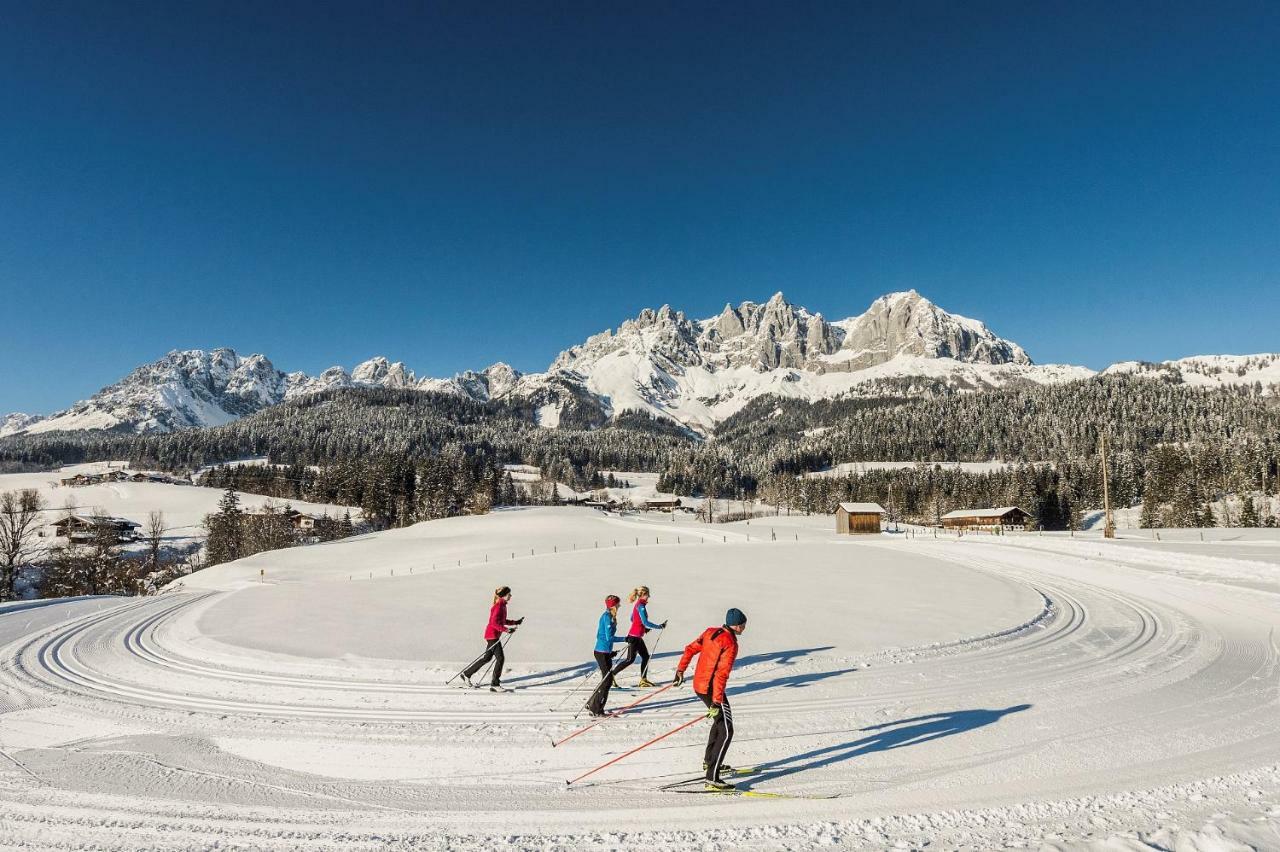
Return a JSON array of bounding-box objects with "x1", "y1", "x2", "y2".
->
[
  {"x1": 446, "y1": 643, "x2": 496, "y2": 686},
  {"x1": 473, "y1": 630, "x2": 517, "y2": 688},
  {"x1": 552, "y1": 667, "x2": 598, "y2": 711}
]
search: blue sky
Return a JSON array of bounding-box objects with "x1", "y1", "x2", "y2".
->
[{"x1": 2, "y1": 2, "x2": 1278, "y2": 414}]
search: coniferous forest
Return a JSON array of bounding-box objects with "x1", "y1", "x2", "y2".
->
[{"x1": 3, "y1": 376, "x2": 1280, "y2": 533}]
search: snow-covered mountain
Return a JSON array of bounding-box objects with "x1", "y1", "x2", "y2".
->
[
  {"x1": 8, "y1": 291, "x2": 1276, "y2": 438},
  {"x1": 17, "y1": 349, "x2": 422, "y2": 436},
  {"x1": 0, "y1": 413, "x2": 44, "y2": 438},
  {"x1": 1102, "y1": 354, "x2": 1280, "y2": 388},
  {"x1": 482, "y1": 290, "x2": 1065, "y2": 432}
]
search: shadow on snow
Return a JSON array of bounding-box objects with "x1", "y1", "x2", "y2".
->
[{"x1": 742, "y1": 705, "x2": 1033, "y2": 787}]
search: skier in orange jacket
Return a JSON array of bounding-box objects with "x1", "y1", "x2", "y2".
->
[{"x1": 673, "y1": 607, "x2": 747, "y2": 790}]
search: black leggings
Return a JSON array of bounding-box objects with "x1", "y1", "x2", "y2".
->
[
  {"x1": 586, "y1": 650, "x2": 615, "y2": 713},
  {"x1": 698, "y1": 692, "x2": 734, "y2": 779},
  {"x1": 462, "y1": 637, "x2": 505, "y2": 686},
  {"x1": 611, "y1": 636, "x2": 650, "y2": 680}
]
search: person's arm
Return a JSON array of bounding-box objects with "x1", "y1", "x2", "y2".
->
[
  {"x1": 638, "y1": 602, "x2": 663, "y2": 630},
  {"x1": 711, "y1": 637, "x2": 738, "y2": 704},
  {"x1": 675, "y1": 633, "x2": 701, "y2": 675}
]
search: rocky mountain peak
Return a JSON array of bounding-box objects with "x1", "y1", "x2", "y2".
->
[
  {"x1": 352, "y1": 357, "x2": 416, "y2": 389},
  {"x1": 832, "y1": 290, "x2": 1031, "y2": 369}
]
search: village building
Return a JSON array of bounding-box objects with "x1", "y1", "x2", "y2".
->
[
  {"x1": 53, "y1": 515, "x2": 142, "y2": 544},
  {"x1": 644, "y1": 498, "x2": 683, "y2": 512},
  {"x1": 835, "y1": 502, "x2": 886, "y2": 534},
  {"x1": 940, "y1": 507, "x2": 1033, "y2": 530}
]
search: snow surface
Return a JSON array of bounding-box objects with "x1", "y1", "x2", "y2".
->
[
  {"x1": 3, "y1": 507, "x2": 1280, "y2": 848},
  {"x1": 0, "y1": 463, "x2": 356, "y2": 553}
]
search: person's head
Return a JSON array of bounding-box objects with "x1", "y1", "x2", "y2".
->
[
  {"x1": 604, "y1": 594, "x2": 621, "y2": 612},
  {"x1": 724, "y1": 607, "x2": 747, "y2": 635},
  {"x1": 494, "y1": 585, "x2": 512, "y2": 604},
  {"x1": 628, "y1": 585, "x2": 650, "y2": 603}
]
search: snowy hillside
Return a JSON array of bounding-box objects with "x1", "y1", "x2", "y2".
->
[
  {"x1": 20, "y1": 350, "x2": 423, "y2": 435},
  {"x1": 1103, "y1": 353, "x2": 1280, "y2": 388},
  {"x1": 3, "y1": 507, "x2": 1280, "y2": 848},
  {"x1": 9, "y1": 292, "x2": 1278, "y2": 438},
  {"x1": 0, "y1": 461, "x2": 357, "y2": 551},
  {"x1": 0, "y1": 412, "x2": 43, "y2": 437}
]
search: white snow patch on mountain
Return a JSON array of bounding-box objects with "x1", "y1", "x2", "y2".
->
[
  {"x1": 1103, "y1": 353, "x2": 1280, "y2": 389},
  {"x1": 9, "y1": 293, "x2": 1277, "y2": 439}
]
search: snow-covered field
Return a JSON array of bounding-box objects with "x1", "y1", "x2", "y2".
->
[
  {"x1": 2, "y1": 507, "x2": 1280, "y2": 850},
  {"x1": 0, "y1": 462, "x2": 356, "y2": 552}
]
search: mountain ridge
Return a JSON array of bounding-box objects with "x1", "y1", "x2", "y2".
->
[{"x1": 5, "y1": 291, "x2": 1277, "y2": 439}]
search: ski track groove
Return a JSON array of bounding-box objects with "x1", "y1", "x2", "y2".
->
[{"x1": 3, "y1": 528, "x2": 1280, "y2": 849}]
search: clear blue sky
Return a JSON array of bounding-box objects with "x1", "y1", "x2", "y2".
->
[{"x1": 3, "y1": 1, "x2": 1278, "y2": 415}]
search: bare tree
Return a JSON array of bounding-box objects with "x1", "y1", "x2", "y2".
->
[
  {"x1": 144, "y1": 510, "x2": 167, "y2": 570},
  {"x1": 0, "y1": 489, "x2": 47, "y2": 601}
]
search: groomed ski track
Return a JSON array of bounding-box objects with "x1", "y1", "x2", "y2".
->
[{"x1": 2, "y1": 509, "x2": 1280, "y2": 850}]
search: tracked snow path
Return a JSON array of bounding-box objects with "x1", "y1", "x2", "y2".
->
[{"x1": 2, "y1": 510, "x2": 1280, "y2": 849}]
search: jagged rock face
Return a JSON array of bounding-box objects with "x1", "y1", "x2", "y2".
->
[
  {"x1": 833, "y1": 290, "x2": 1031, "y2": 370},
  {"x1": 5, "y1": 291, "x2": 1082, "y2": 438},
  {"x1": 351, "y1": 357, "x2": 416, "y2": 389},
  {"x1": 0, "y1": 413, "x2": 43, "y2": 438},
  {"x1": 447, "y1": 363, "x2": 524, "y2": 401},
  {"x1": 18, "y1": 349, "x2": 434, "y2": 436},
  {"x1": 701, "y1": 292, "x2": 840, "y2": 370}
]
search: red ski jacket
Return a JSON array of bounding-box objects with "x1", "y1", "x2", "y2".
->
[
  {"x1": 676, "y1": 626, "x2": 738, "y2": 704},
  {"x1": 484, "y1": 600, "x2": 517, "y2": 641}
]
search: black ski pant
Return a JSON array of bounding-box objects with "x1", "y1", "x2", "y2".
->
[
  {"x1": 610, "y1": 636, "x2": 650, "y2": 681},
  {"x1": 462, "y1": 637, "x2": 505, "y2": 686},
  {"x1": 698, "y1": 691, "x2": 734, "y2": 780},
  {"x1": 586, "y1": 650, "x2": 615, "y2": 713}
]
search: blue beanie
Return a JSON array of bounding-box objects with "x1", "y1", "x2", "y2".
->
[{"x1": 725, "y1": 608, "x2": 747, "y2": 627}]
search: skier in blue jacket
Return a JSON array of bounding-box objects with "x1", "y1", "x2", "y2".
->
[{"x1": 585, "y1": 594, "x2": 626, "y2": 717}]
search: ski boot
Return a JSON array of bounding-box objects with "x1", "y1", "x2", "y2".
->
[
  {"x1": 637, "y1": 678, "x2": 657, "y2": 688},
  {"x1": 704, "y1": 778, "x2": 736, "y2": 792},
  {"x1": 460, "y1": 674, "x2": 474, "y2": 688},
  {"x1": 704, "y1": 761, "x2": 735, "y2": 775},
  {"x1": 490, "y1": 685, "x2": 511, "y2": 693}
]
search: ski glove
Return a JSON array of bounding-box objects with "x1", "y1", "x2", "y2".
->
[
  {"x1": 672, "y1": 670, "x2": 685, "y2": 687},
  {"x1": 706, "y1": 704, "x2": 721, "y2": 720},
  {"x1": 660, "y1": 620, "x2": 668, "y2": 629},
  {"x1": 514, "y1": 617, "x2": 525, "y2": 624}
]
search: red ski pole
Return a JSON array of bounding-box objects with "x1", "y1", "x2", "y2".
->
[
  {"x1": 566, "y1": 712, "x2": 705, "y2": 786},
  {"x1": 553, "y1": 681, "x2": 676, "y2": 748}
]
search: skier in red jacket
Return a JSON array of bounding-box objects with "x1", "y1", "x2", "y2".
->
[
  {"x1": 674, "y1": 607, "x2": 747, "y2": 790},
  {"x1": 461, "y1": 585, "x2": 522, "y2": 692}
]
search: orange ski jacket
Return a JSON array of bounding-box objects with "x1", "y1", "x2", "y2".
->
[{"x1": 676, "y1": 626, "x2": 738, "y2": 704}]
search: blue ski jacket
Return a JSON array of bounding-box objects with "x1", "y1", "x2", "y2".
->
[{"x1": 595, "y1": 610, "x2": 625, "y2": 653}]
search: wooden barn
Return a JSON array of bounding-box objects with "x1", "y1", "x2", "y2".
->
[
  {"x1": 835, "y1": 502, "x2": 886, "y2": 534},
  {"x1": 941, "y1": 506, "x2": 1032, "y2": 530},
  {"x1": 53, "y1": 515, "x2": 142, "y2": 544}
]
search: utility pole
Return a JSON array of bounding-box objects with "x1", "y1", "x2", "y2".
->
[{"x1": 1101, "y1": 433, "x2": 1115, "y2": 539}]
